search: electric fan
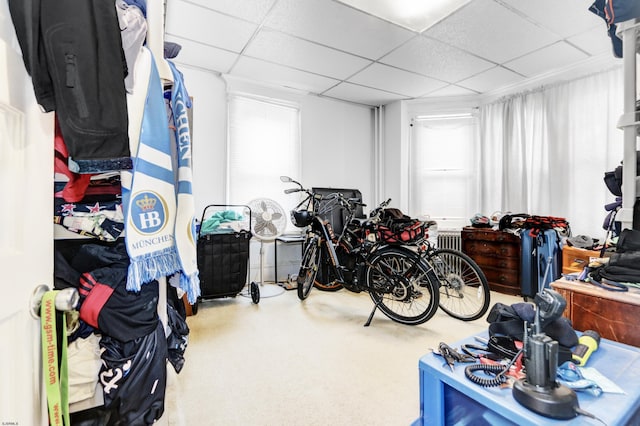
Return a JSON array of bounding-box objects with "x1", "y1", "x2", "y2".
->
[{"x1": 246, "y1": 198, "x2": 288, "y2": 297}]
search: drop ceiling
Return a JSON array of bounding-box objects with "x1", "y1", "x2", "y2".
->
[{"x1": 164, "y1": 0, "x2": 620, "y2": 107}]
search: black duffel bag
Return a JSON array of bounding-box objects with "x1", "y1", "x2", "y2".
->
[
  {"x1": 617, "y1": 228, "x2": 640, "y2": 253},
  {"x1": 591, "y1": 251, "x2": 640, "y2": 284}
]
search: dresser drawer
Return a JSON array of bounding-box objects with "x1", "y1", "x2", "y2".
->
[
  {"x1": 485, "y1": 269, "x2": 520, "y2": 295},
  {"x1": 461, "y1": 227, "x2": 522, "y2": 295},
  {"x1": 462, "y1": 240, "x2": 520, "y2": 258},
  {"x1": 481, "y1": 266, "x2": 519, "y2": 287},
  {"x1": 461, "y1": 227, "x2": 520, "y2": 243},
  {"x1": 471, "y1": 255, "x2": 520, "y2": 270}
]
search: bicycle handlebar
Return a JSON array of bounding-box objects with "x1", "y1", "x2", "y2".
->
[
  {"x1": 282, "y1": 179, "x2": 373, "y2": 221},
  {"x1": 368, "y1": 198, "x2": 392, "y2": 220}
]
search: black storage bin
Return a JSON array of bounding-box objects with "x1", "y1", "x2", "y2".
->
[{"x1": 197, "y1": 230, "x2": 251, "y2": 299}]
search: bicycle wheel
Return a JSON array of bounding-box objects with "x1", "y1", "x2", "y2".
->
[
  {"x1": 297, "y1": 236, "x2": 322, "y2": 300},
  {"x1": 429, "y1": 248, "x2": 490, "y2": 321},
  {"x1": 365, "y1": 246, "x2": 439, "y2": 325}
]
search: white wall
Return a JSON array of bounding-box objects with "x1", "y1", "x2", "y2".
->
[
  {"x1": 178, "y1": 67, "x2": 227, "y2": 218},
  {"x1": 176, "y1": 67, "x2": 375, "y2": 283},
  {"x1": 299, "y1": 95, "x2": 374, "y2": 203},
  {"x1": 381, "y1": 100, "x2": 408, "y2": 212}
]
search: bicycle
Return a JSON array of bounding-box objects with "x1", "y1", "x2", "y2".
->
[
  {"x1": 312, "y1": 197, "x2": 490, "y2": 322},
  {"x1": 281, "y1": 176, "x2": 440, "y2": 326},
  {"x1": 368, "y1": 200, "x2": 491, "y2": 321}
]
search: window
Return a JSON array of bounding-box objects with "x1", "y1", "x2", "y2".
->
[
  {"x1": 409, "y1": 113, "x2": 479, "y2": 229},
  {"x1": 227, "y1": 94, "x2": 301, "y2": 231}
]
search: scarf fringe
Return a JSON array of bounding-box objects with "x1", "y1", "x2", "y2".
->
[
  {"x1": 179, "y1": 271, "x2": 201, "y2": 304},
  {"x1": 126, "y1": 247, "x2": 180, "y2": 292}
]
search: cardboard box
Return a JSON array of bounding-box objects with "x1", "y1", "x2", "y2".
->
[{"x1": 562, "y1": 245, "x2": 601, "y2": 274}]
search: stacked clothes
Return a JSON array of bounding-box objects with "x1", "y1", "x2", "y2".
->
[
  {"x1": 56, "y1": 240, "x2": 168, "y2": 424},
  {"x1": 589, "y1": 229, "x2": 640, "y2": 289}
]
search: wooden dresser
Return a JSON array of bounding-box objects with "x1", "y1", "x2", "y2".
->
[
  {"x1": 461, "y1": 226, "x2": 521, "y2": 295},
  {"x1": 551, "y1": 278, "x2": 640, "y2": 347}
]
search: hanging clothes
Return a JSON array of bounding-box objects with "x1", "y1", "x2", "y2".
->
[{"x1": 8, "y1": 0, "x2": 132, "y2": 173}]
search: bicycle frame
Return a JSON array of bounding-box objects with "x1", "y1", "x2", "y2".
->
[{"x1": 308, "y1": 215, "x2": 346, "y2": 285}]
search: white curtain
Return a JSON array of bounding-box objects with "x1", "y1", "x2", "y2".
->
[{"x1": 479, "y1": 67, "x2": 625, "y2": 238}]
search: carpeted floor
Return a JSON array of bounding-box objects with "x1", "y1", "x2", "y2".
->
[{"x1": 162, "y1": 285, "x2": 522, "y2": 425}]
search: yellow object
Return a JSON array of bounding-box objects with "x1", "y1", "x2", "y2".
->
[{"x1": 572, "y1": 330, "x2": 601, "y2": 366}]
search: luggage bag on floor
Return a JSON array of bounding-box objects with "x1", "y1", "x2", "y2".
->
[{"x1": 520, "y1": 229, "x2": 562, "y2": 298}]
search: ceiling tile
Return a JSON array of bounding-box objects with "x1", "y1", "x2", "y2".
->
[
  {"x1": 322, "y1": 82, "x2": 406, "y2": 106},
  {"x1": 501, "y1": 0, "x2": 602, "y2": 38},
  {"x1": 186, "y1": 0, "x2": 276, "y2": 23},
  {"x1": 336, "y1": 0, "x2": 472, "y2": 32},
  {"x1": 165, "y1": 35, "x2": 238, "y2": 73},
  {"x1": 380, "y1": 35, "x2": 495, "y2": 83},
  {"x1": 424, "y1": 0, "x2": 559, "y2": 63},
  {"x1": 456, "y1": 66, "x2": 524, "y2": 93},
  {"x1": 569, "y1": 27, "x2": 616, "y2": 56},
  {"x1": 264, "y1": 0, "x2": 415, "y2": 59},
  {"x1": 505, "y1": 42, "x2": 589, "y2": 77},
  {"x1": 348, "y1": 63, "x2": 447, "y2": 97},
  {"x1": 163, "y1": 0, "x2": 625, "y2": 106},
  {"x1": 423, "y1": 84, "x2": 478, "y2": 98},
  {"x1": 231, "y1": 57, "x2": 340, "y2": 93},
  {"x1": 243, "y1": 29, "x2": 372, "y2": 80},
  {"x1": 165, "y1": 0, "x2": 257, "y2": 53}
]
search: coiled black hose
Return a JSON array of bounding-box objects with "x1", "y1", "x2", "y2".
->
[{"x1": 464, "y1": 363, "x2": 509, "y2": 387}]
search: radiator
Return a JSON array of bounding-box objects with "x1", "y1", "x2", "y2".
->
[{"x1": 437, "y1": 230, "x2": 462, "y2": 251}]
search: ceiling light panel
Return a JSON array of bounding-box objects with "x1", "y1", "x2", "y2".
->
[
  {"x1": 264, "y1": 0, "x2": 415, "y2": 60},
  {"x1": 424, "y1": 0, "x2": 559, "y2": 64},
  {"x1": 336, "y1": 0, "x2": 472, "y2": 32}
]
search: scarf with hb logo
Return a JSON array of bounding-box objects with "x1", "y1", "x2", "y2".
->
[
  {"x1": 122, "y1": 49, "x2": 180, "y2": 292},
  {"x1": 167, "y1": 60, "x2": 200, "y2": 304}
]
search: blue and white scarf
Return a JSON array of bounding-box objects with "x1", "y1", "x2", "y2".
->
[
  {"x1": 167, "y1": 61, "x2": 200, "y2": 303},
  {"x1": 122, "y1": 52, "x2": 180, "y2": 292}
]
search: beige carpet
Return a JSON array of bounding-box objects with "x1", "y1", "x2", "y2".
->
[{"x1": 163, "y1": 285, "x2": 521, "y2": 426}]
